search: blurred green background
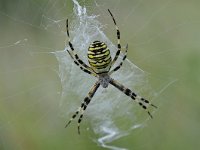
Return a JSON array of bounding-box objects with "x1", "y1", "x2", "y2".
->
[{"x1": 0, "y1": 0, "x2": 200, "y2": 150}]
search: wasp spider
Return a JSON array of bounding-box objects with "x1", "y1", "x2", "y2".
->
[{"x1": 65, "y1": 9, "x2": 157, "y2": 134}]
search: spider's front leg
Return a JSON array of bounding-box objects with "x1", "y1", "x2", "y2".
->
[
  {"x1": 109, "y1": 78, "x2": 157, "y2": 118},
  {"x1": 65, "y1": 81, "x2": 100, "y2": 134}
]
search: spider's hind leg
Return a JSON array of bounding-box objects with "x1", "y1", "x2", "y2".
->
[
  {"x1": 108, "y1": 9, "x2": 122, "y2": 67},
  {"x1": 65, "y1": 19, "x2": 97, "y2": 77}
]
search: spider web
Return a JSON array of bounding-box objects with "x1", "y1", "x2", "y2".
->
[
  {"x1": 0, "y1": 0, "x2": 188, "y2": 150},
  {"x1": 54, "y1": 0, "x2": 160, "y2": 149}
]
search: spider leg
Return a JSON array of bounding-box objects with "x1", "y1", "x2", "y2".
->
[
  {"x1": 109, "y1": 44, "x2": 128, "y2": 75},
  {"x1": 109, "y1": 78, "x2": 157, "y2": 118},
  {"x1": 65, "y1": 81, "x2": 100, "y2": 134},
  {"x1": 108, "y1": 9, "x2": 122, "y2": 67},
  {"x1": 66, "y1": 19, "x2": 96, "y2": 76},
  {"x1": 67, "y1": 50, "x2": 97, "y2": 76}
]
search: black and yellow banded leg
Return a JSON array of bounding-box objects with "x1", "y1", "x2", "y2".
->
[
  {"x1": 108, "y1": 9, "x2": 122, "y2": 67},
  {"x1": 67, "y1": 50, "x2": 97, "y2": 77},
  {"x1": 65, "y1": 81, "x2": 100, "y2": 134},
  {"x1": 66, "y1": 19, "x2": 95, "y2": 75},
  {"x1": 109, "y1": 78, "x2": 157, "y2": 118},
  {"x1": 109, "y1": 44, "x2": 128, "y2": 75}
]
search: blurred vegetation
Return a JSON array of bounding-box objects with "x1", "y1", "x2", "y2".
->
[{"x1": 0, "y1": 0, "x2": 200, "y2": 150}]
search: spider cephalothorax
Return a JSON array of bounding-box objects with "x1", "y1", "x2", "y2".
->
[
  {"x1": 98, "y1": 74, "x2": 111, "y2": 88},
  {"x1": 65, "y1": 9, "x2": 157, "y2": 134}
]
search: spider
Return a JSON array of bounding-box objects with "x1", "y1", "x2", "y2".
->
[{"x1": 65, "y1": 9, "x2": 157, "y2": 134}]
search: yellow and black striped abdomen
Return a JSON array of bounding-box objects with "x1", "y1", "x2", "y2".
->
[{"x1": 88, "y1": 41, "x2": 112, "y2": 74}]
